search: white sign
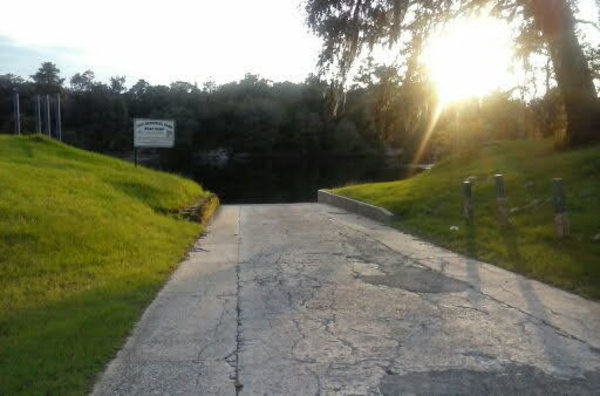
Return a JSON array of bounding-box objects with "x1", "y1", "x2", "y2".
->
[{"x1": 134, "y1": 119, "x2": 175, "y2": 148}]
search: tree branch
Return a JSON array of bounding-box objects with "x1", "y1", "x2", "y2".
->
[{"x1": 575, "y1": 18, "x2": 600, "y2": 32}]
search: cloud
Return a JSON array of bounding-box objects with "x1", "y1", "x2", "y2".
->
[
  {"x1": 0, "y1": 0, "x2": 321, "y2": 86},
  {"x1": 0, "y1": 36, "x2": 88, "y2": 82}
]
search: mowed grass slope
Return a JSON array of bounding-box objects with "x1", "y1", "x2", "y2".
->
[
  {"x1": 334, "y1": 139, "x2": 600, "y2": 299},
  {"x1": 0, "y1": 135, "x2": 212, "y2": 395}
]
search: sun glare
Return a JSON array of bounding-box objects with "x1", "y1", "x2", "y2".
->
[{"x1": 421, "y1": 16, "x2": 516, "y2": 105}]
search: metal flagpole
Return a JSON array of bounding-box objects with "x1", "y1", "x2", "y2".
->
[
  {"x1": 45, "y1": 94, "x2": 52, "y2": 137},
  {"x1": 55, "y1": 93, "x2": 62, "y2": 141},
  {"x1": 35, "y1": 95, "x2": 42, "y2": 134},
  {"x1": 13, "y1": 91, "x2": 20, "y2": 135}
]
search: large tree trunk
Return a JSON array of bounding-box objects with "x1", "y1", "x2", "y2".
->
[{"x1": 532, "y1": 0, "x2": 599, "y2": 145}]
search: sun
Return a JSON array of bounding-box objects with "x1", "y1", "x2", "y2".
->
[{"x1": 421, "y1": 15, "x2": 516, "y2": 105}]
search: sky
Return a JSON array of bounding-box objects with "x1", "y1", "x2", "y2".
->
[
  {"x1": 0, "y1": 0, "x2": 322, "y2": 86},
  {"x1": 0, "y1": 0, "x2": 598, "y2": 89}
]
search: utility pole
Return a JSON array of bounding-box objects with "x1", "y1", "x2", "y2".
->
[
  {"x1": 13, "y1": 91, "x2": 20, "y2": 135},
  {"x1": 45, "y1": 94, "x2": 52, "y2": 137},
  {"x1": 35, "y1": 95, "x2": 42, "y2": 134},
  {"x1": 55, "y1": 93, "x2": 62, "y2": 141}
]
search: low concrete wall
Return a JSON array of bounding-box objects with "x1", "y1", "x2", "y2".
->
[{"x1": 317, "y1": 189, "x2": 394, "y2": 225}]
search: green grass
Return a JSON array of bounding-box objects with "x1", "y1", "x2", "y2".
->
[
  {"x1": 333, "y1": 139, "x2": 600, "y2": 299},
  {"x1": 0, "y1": 135, "x2": 215, "y2": 395}
]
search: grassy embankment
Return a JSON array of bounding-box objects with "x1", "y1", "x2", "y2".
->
[
  {"x1": 333, "y1": 139, "x2": 600, "y2": 299},
  {"x1": 0, "y1": 135, "x2": 218, "y2": 395}
]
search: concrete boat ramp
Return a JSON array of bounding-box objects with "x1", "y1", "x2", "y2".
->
[{"x1": 93, "y1": 203, "x2": 600, "y2": 395}]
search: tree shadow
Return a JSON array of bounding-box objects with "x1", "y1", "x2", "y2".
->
[
  {"x1": 465, "y1": 220, "x2": 483, "y2": 305},
  {"x1": 500, "y1": 225, "x2": 577, "y2": 373},
  {"x1": 500, "y1": 226, "x2": 525, "y2": 273}
]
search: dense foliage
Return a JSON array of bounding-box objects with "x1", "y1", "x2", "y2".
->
[
  {"x1": 0, "y1": 60, "x2": 583, "y2": 162},
  {"x1": 1, "y1": 67, "x2": 382, "y2": 157},
  {"x1": 305, "y1": 0, "x2": 600, "y2": 145}
]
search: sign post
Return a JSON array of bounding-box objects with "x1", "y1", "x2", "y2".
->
[{"x1": 133, "y1": 118, "x2": 175, "y2": 167}]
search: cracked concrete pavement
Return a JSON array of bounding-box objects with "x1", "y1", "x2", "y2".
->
[{"x1": 92, "y1": 203, "x2": 600, "y2": 395}]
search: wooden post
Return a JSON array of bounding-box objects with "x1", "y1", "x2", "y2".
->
[
  {"x1": 35, "y1": 95, "x2": 42, "y2": 134},
  {"x1": 45, "y1": 94, "x2": 52, "y2": 137},
  {"x1": 552, "y1": 178, "x2": 569, "y2": 238},
  {"x1": 13, "y1": 92, "x2": 20, "y2": 135},
  {"x1": 494, "y1": 174, "x2": 508, "y2": 226},
  {"x1": 463, "y1": 180, "x2": 473, "y2": 221},
  {"x1": 55, "y1": 93, "x2": 62, "y2": 141}
]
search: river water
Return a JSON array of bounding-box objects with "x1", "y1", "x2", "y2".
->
[{"x1": 144, "y1": 155, "x2": 413, "y2": 204}]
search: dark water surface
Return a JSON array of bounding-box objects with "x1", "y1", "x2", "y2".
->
[{"x1": 145, "y1": 155, "x2": 412, "y2": 204}]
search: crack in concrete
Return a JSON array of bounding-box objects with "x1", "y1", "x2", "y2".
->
[
  {"x1": 290, "y1": 316, "x2": 318, "y2": 364},
  {"x1": 232, "y1": 208, "x2": 243, "y2": 394},
  {"x1": 334, "y1": 217, "x2": 600, "y2": 355},
  {"x1": 306, "y1": 367, "x2": 322, "y2": 396},
  {"x1": 477, "y1": 286, "x2": 599, "y2": 352},
  {"x1": 220, "y1": 205, "x2": 600, "y2": 394},
  {"x1": 195, "y1": 295, "x2": 231, "y2": 364},
  {"x1": 451, "y1": 304, "x2": 491, "y2": 315}
]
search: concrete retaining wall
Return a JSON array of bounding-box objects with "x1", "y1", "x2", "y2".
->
[{"x1": 317, "y1": 189, "x2": 394, "y2": 225}]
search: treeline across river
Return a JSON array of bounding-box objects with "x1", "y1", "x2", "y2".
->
[
  {"x1": 2, "y1": 61, "x2": 570, "y2": 168},
  {"x1": 1, "y1": 64, "x2": 391, "y2": 159}
]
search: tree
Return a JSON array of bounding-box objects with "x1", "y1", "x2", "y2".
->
[
  {"x1": 356, "y1": 62, "x2": 404, "y2": 142},
  {"x1": 70, "y1": 70, "x2": 96, "y2": 91},
  {"x1": 129, "y1": 79, "x2": 150, "y2": 99},
  {"x1": 527, "y1": 0, "x2": 598, "y2": 144},
  {"x1": 305, "y1": 0, "x2": 599, "y2": 145},
  {"x1": 109, "y1": 76, "x2": 126, "y2": 94},
  {"x1": 0, "y1": 74, "x2": 25, "y2": 87},
  {"x1": 31, "y1": 62, "x2": 64, "y2": 93},
  {"x1": 202, "y1": 78, "x2": 217, "y2": 94}
]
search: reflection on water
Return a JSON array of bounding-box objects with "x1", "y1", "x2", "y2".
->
[{"x1": 143, "y1": 155, "x2": 413, "y2": 204}]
